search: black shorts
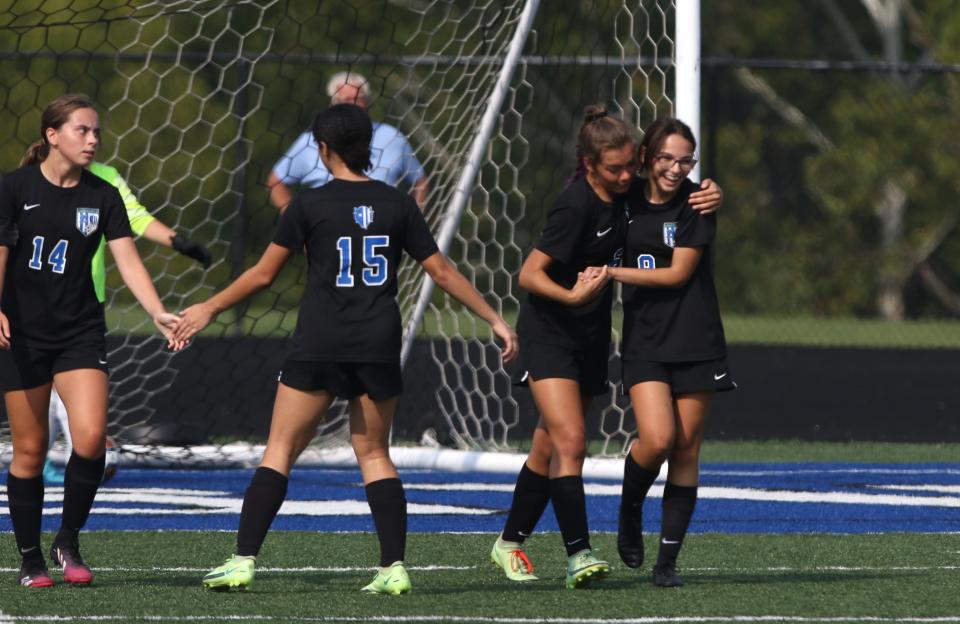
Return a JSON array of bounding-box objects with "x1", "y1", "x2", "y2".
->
[
  {"x1": 278, "y1": 360, "x2": 403, "y2": 401},
  {"x1": 0, "y1": 337, "x2": 109, "y2": 392},
  {"x1": 514, "y1": 339, "x2": 609, "y2": 396},
  {"x1": 622, "y1": 357, "x2": 737, "y2": 395}
]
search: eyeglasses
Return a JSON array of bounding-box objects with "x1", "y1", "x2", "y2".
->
[{"x1": 654, "y1": 153, "x2": 697, "y2": 171}]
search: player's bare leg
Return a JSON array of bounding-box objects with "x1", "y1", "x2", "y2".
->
[
  {"x1": 350, "y1": 395, "x2": 410, "y2": 594},
  {"x1": 204, "y1": 383, "x2": 335, "y2": 591},
  {"x1": 5, "y1": 385, "x2": 55, "y2": 587},
  {"x1": 652, "y1": 392, "x2": 711, "y2": 587},
  {"x1": 491, "y1": 419, "x2": 554, "y2": 581},
  {"x1": 529, "y1": 378, "x2": 608, "y2": 588},
  {"x1": 49, "y1": 369, "x2": 109, "y2": 585}
]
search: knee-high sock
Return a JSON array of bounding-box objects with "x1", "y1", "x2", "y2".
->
[
  {"x1": 657, "y1": 482, "x2": 698, "y2": 566},
  {"x1": 501, "y1": 463, "x2": 550, "y2": 544},
  {"x1": 550, "y1": 476, "x2": 591, "y2": 556},
  {"x1": 236, "y1": 467, "x2": 288, "y2": 557},
  {"x1": 621, "y1": 453, "x2": 659, "y2": 512},
  {"x1": 7, "y1": 473, "x2": 44, "y2": 560},
  {"x1": 55, "y1": 452, "x2": 105, "y2": 545},
  {"x1": 365, "y1": 478, "x2": 407, "y2": 567}
]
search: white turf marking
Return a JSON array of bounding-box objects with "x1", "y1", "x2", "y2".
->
[
  {"x1": 0, "y1": 564, "x2": 470, "y2": 573},
  {"x1": 407, "y1": 483, "x2": 960, "y2": 507},
  {"x1": 9, "y1": 615, "x2": 960, "y2": 623},
  {"x1": 1, "y1": 564, "x2": 957, "y2": 574},
  {"x1": 868, "y1": 484, "x2": 960, "y2": 495},
  {"x1": 0, "y1": 607, "x2": 11, "y2": 624}
]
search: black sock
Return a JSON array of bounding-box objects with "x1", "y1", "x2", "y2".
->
[
  {"x1": 657, "y1": 482, "x2": 698, "y2": 567},
  {"x1": 621, "y1": 453, "x2": 659, "y2": 513},
  {"x1": 236, "y1": 467, "x2": 288, "y2": 557},
  {"x1": 501, "y1": 463, "x2": 550, "y2": 544},
  {"x1": 55, "y1": 452, "x2": 105, "y2": 546},
  {"x1": 365, "y1": 478, "x2": 407, "y2": 567},
  {"x1": 549, "y1": 476, "x2": 591, "y2": 556},
  {"x1": 7, "y1": 473, "x2": 44, "y2": 561}
]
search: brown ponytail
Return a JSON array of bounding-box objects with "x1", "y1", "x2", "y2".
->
[
  {"x1": 20, "y1": 140, "x2": 47, "y2": 167},
  {"x1": 570, "y1": 104, "x2": 637, "y2": 182},
  {"x1": 20, "y1": 93, "x2": 96, "y2": 167}
]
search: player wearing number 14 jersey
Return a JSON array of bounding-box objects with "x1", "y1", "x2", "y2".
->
[
  {"x1": 0, "y1": 94, "x2": 183, "y2": 589},
  {"x1": 176, "y1": 104, "x2": 517, "y2": 594}
]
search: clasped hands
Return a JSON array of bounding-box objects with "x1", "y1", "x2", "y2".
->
[
  {"x1": 152, "y1": 302, "x2": 217, "y2": 352},
  {"x1": 568, "y1": 265, "x2": 612, "y2": 306}
]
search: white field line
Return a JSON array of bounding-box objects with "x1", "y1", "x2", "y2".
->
[
  {"x1": 8, "y1": 614, "x2": 960, "y2": 623},
  {"x1": 702, "y1": 468, "x2": 960, "y2": 476},
  {"x1": 0, "y1": 607, "x2": 11, "y2": 624},
  {"x1": 406, "y1": 483, "x2": 960, "y2": 507},
  {"x1": 0, "y1": 564, "x2": 957, "y2": 574}
]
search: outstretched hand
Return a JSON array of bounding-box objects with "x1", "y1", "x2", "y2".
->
[
  {"x1": 174, "y1": 303, "x2": 216, "y2": 343},
  {"x1": 689, "y1": 178, "x2": 723, "y2": 214},
  {"x1": 153, "y1": 312, "x2": 189, "y2": 352},
  {"x1": 491, "y1": 319, "x2": 519, "y2": 364}
]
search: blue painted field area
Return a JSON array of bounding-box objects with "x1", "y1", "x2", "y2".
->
[{"x1": 2, "y1": 463, "x2": 958, "y2": 534}]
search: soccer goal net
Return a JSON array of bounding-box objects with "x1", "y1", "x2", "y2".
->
[{"x1": 0, "y1": 0, "x2": 696, "y2": 470}]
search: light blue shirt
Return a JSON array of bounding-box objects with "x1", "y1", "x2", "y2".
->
[{"x1": 272, "y1": 122, "x2": 425, "y2": 189}]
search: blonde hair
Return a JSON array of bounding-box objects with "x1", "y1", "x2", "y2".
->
[{"x1": 20, "y1": 93, "x2": 96, "y2": 167}]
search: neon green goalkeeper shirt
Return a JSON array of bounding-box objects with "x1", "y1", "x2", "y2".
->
[{"x1": 88, "y1": 162, "x2": 156, "y2": 303}]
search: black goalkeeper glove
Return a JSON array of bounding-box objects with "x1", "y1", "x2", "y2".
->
[{"x1": 171, "y1": 234, "x2": 212, "y2": 268}]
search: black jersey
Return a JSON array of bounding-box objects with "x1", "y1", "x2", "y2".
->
[
  {"x1": 273, "y1": 178, "x2": 438, "y2": 363},
  {"x1": 0, "y1": 164, "x2": 133, "y2": 349},
  {"x1": 517, "y1": 176, "x2": 625, "y2": 348},
  {"x1": 621, "y1": 178, "x2": 726, "y2": 362}
]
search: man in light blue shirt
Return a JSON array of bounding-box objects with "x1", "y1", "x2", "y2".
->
[{"x1": 267, "y1": 71, "x2": 428, "y2": 212}]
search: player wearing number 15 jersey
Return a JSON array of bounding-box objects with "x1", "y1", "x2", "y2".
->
[{"x1": 176, "y1": 103, "x2": 517, "y2": 595}]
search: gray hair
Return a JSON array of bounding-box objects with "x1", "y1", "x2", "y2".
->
[{"x1": 325, "y1": 71, "x2": 370, "y2": 103}]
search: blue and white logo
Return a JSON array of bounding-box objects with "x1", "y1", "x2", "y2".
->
[
  {"x1": 353, "y1": 205, "x2": 374, "y2": 230},
  {"x1": 76, "y1": 207, "x2": 100, "y2": 237},
  {"x1": 663, "y1": 222, "x2": 677, "y2": 248}
]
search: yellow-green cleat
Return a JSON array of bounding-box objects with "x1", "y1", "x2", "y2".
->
[
  {"x1": 565, "y1": 549, "x2": 610, "y2": 589},
  {"x1": 361, "y1": 561, "x2": 411, "y2": 595},
  {"x1": 490, "y1": 536, "x2": 538, "y2": 582},
  {"x1": 202, "y1": 555, "x2": 255, "y2": 591}
]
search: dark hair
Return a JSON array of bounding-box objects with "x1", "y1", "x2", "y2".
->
[
  {"x1": 570, "y1": 104, "x2": 637, "y2": 181},
  {"x1": 21, "y1": 93, "x2": 96, "y2": 167},
  {"x1": 638, "y1": 117, "x2": 697, "y2": 172},
  {"x1": 311, "y1": 103, "x2": 373, "y2": 175}
]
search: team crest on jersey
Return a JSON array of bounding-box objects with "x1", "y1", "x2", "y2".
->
[
  {"x1": 353, "y1": 205, "x2": 374, "y2": 230},
  {"x1": 663, "y1": 222, "x2": 677, "y2": 248},
  {"x1": 76, "y1": 207, "x2": 100, "y2": 236}
]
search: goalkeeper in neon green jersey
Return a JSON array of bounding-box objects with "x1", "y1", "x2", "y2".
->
[{"x1": 43, "y1": 162, "x2": 212, "y2": 485}]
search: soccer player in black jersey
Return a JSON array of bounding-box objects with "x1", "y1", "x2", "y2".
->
[
  {"x1": 491, "y1": 106, "x2": 723, "y2": 589},
  {"x1": 176, "y1": 103, "x2": 517, "y2": 595},
  {"x1": 0, "y1": 94, "x2": 185, "y2": 588},
  {"x1": 604, "y1": 117, "x2": 735, "y2": 588}
]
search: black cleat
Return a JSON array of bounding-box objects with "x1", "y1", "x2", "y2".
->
[
  {"x1": 617, "y1": 504, "x2": 644, "y2": 568},
  {"x1": 652, "y1": 563, "x2": 683, "y2": 588},
  {"x1": 19, "y1": 556, "x2": 54, "y2": 588}
]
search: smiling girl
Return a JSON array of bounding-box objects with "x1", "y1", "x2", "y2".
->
[{"x1": 607, "y1": 117, "x2": 735, "y2": 588}]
